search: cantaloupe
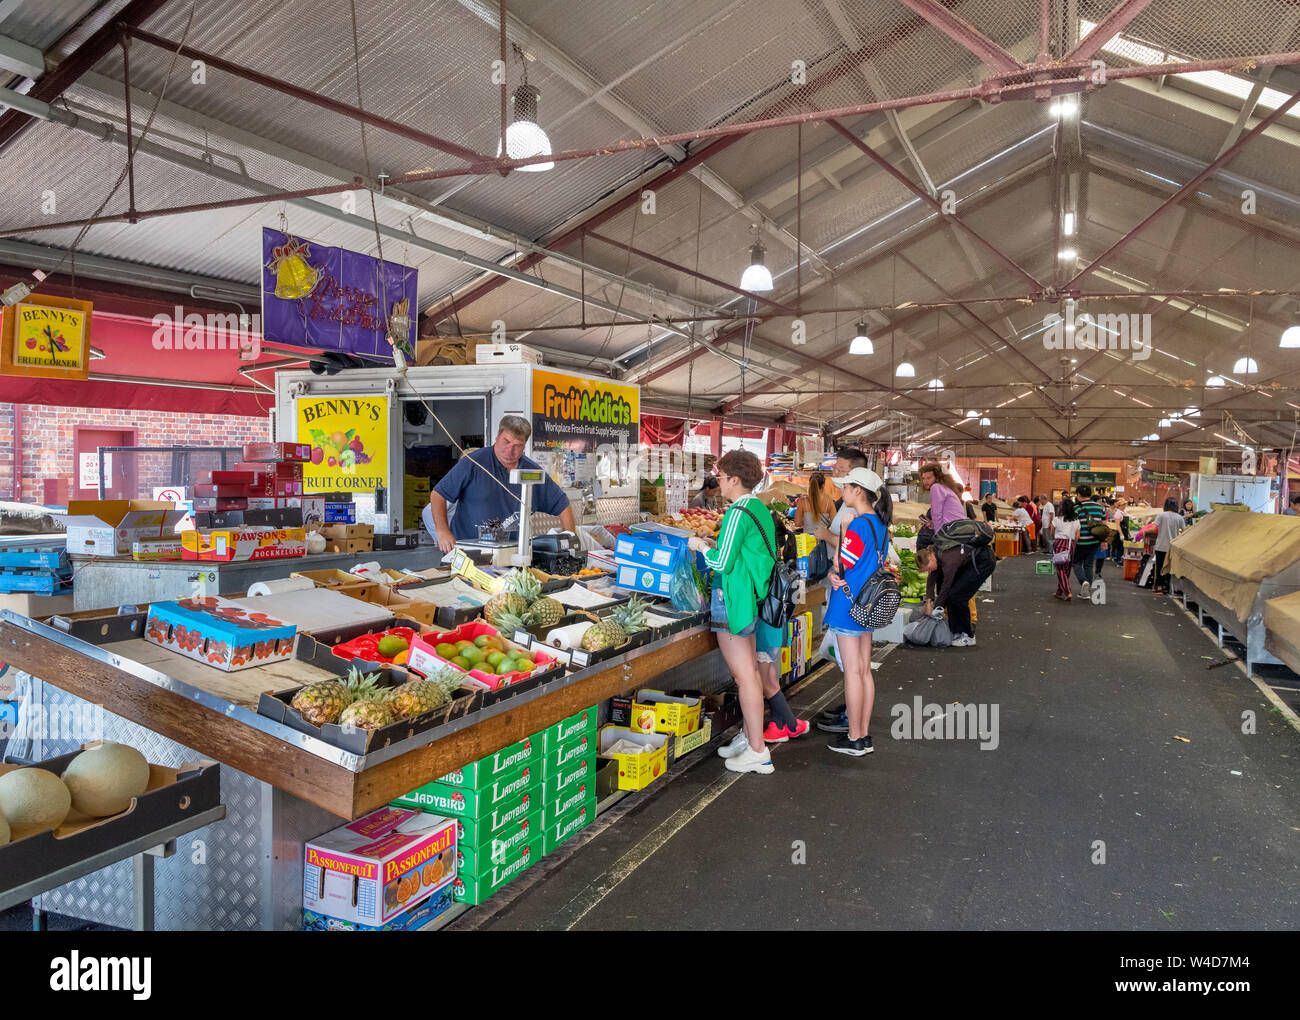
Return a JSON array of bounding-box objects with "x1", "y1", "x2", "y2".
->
[
  {"x1": 61, "y1": 743, "x2": 151, "y2": 818},
  {"x1": 0, "y1": 767, "x2": 71, "y2": 834}
]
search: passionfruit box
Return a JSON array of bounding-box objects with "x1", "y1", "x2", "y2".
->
[{"x1": 302, "y1": 806, "x2": 456, "y2": 927}]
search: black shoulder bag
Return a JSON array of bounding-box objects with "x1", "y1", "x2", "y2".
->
[{"x1": 736, "y1": 502, "x2": 801, "y2": 628}]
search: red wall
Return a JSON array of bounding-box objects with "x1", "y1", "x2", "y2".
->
[{"x1": 0, "y1": 403, "x2": 269, "y2": 504}]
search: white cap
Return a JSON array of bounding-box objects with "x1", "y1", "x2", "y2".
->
[{"x1": 833, "y1": 467, "x2": 885, "y2": 492}]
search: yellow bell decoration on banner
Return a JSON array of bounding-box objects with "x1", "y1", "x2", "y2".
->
[{"x1": 266, "y1": 236, "x2": 322, "y2": 300}]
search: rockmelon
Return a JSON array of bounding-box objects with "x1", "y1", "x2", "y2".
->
[
  {"x1": 61, "y1": 743, "x2": 151, "y2": 818},
  {"x1": 0, "y1": 767, "x2": 71, "y2": 834}
]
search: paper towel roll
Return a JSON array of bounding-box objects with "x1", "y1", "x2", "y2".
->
[
  {"x1": 247, "y1": 576, "x2": 316, "y2": 597},
  {"x1": 546, "y1": 622, "x2": 592, "y2": 649}
]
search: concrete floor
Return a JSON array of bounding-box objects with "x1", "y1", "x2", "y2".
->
[{"x1": 462, "y1": 556, "x2": 1300, "y2": 931}]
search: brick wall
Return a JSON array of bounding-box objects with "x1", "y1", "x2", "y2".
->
[
  {"x1": 950, "y1": 455, "x2": 1201, "y2": 505},
  {"x1": 2, "y1": 404, "x2": 269, "y2": 503}
]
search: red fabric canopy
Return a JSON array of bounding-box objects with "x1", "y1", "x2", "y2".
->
[
  {"x1": 641, "y1": 414, "x2": 686, "y2": 446},
  {"x1": 0, "y1": 312, "x2": 306, "y2": 417}
]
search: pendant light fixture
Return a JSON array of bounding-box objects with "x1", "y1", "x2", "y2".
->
[
  {"x1": 1206, "y1": 375, "x2": 1226, "y2": 387},
  {"x1": 1158, "y1": 418, "x2": 1171, "y2": 428},
  {"x1": 1232, "y1": 357, "x2": 1258, "y2": 374},
  {"x1": 497, "y1": 52, "x2": 553, "y2": 171},
  {"x1": 979, "y1": 417, "x2": 991, "y2": 427},
  {"x1": 739, "y1": 240, "x2": 773, "y2": 292},
  {"x1": 896, "y1": 361, "x2": 915, "y2": 377},
  {"x1": 849, "y1": 321, "x2": 873, "y2": 355},
  {"x1": 927, "y1": 378, "x2": 944, "y2": 390},
  {"x1": 1281, "y1": 323, "x2": 1300, "y2": 347}
]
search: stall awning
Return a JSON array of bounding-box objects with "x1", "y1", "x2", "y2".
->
[{"x1": 0, "y1": 312, "x2": 309, "y2": 417}]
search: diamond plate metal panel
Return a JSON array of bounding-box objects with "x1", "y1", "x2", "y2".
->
[
  {"x1": 596, "y1": 496, "x2": 641, "y2": 526},
  {"x1": 13, "y1": 675, "x2": 332, "y2": 931}
]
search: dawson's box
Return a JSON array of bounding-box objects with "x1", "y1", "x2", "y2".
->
[
  {"x1": 181, "y1": 527, "x2": 306, "y2": 562},
  {"x1": 303, "y1": 807, "x2": 456, "y2": 927},
  {"x1": 64, "y1": 500, "x2": 186, "y2": 556},
  {"x1": 144, "y1": 595, "x2": 297, "y2": 671}
]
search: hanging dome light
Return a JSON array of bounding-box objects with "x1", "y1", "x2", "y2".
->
[
  {"x1": 926, "y1": 378, "x2": 944, "y2": 390},
  {"x1": 1232, "y1": 357, "x2": 1258, "y2": 374},
  {"x1": 739, "y1": 242, "x2": 773, "y2": 292},
  {"x1": 849, "y1": 322, "x2": 873, "y2": 355},
  {"x1": 965, "y1": 410, "x2": 979, "y2": 418},
  {"x1": 1281, "y1": 325, "x2": 1300, "y2": 348},
  {"x1": 896, "y1": 361, "x2": 915, "y2": 377},
  {"x1": 1145, "y1": 433, "x2": 1160, "y2": 441},
  {"x1": 979, "y1": 417, "x2": 991, "y2": 426},
  {"x1": 496, "y1": 82, "x2": 553, "y2": 171},
  {"x1": 1183, "y1": 407, "x2": 1199, "y2": 417},
  {"x1": 1158, "y1": 418, "x2": 1172, "y2": 428},
  {"x1": 1206, "y1": 375, "x2": 1226, "y2": 387}
]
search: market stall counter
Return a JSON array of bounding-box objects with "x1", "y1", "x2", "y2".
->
[
  {"x1": 0, "y1": 602, "x2": 722, "y2": 930},
  {"x1": 1263, "y1": 590, "x2": 1300, "y2": 677},
  {"x1": 68, "y1": 547, "x2": 442, "y2": 612},
  {"x1": 1168, "y1": 511, "x2": 1300, "y2": 673}
]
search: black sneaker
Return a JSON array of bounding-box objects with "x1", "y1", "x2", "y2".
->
[
  {"x1": 816, "y1": 711, "x2": 849, "y2": 733},
  {"x1": 827, "y1": 733, "x2": 873, "y2": 756},
  {"x1": 819, "y1": 702, "x2": 846, "y2": 721}
]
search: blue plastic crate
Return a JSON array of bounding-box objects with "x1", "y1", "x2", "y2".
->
[
  {"x1": 614, "y1": 531, "x2": 685, "y2": 570},
  {"x1": 0, "y1": 548, "x2": 69, "y2": 570},
  {"x1": 0, "y1": 569, "x2": 73, "y2": 594},
  {"x1": 614, "y1": 561, "x2": 675, "y2": 598}
]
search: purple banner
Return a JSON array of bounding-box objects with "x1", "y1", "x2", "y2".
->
[{"x1": 261, "y1": 228, "x2": 418, "y2": 360}]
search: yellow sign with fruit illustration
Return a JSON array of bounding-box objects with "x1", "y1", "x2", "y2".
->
[
  {"x1": 296, "y1": 395, "x2": 388, "y2": 492},
  {"x1": 1, "y1": 293, "x2": 93, "y2": 380}
]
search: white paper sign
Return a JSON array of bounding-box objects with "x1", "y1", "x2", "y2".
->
[{"x1": 79, "y1": 452, "x2": 111, "y2": 490}]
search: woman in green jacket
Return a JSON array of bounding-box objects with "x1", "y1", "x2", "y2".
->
[{"x1": 688, "y1": 450, "x2": 780, "y2": 775}]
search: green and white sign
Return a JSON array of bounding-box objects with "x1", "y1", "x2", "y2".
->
[{"x1": 1053, "y1": 460, "x2": 1091, "y2": 471}]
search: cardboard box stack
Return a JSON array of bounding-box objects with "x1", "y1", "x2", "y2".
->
[
  {"x1": 391, "y1": 704, "x2": 600, "y2": 907},
  {"x1": 321, "y1": 522, "x2": 374, "y2": 554},
  {"x1": 392, "y1": 737, "x2": 545, "y2": 906},
  {"x1": 404, "y1": 474, "x2": 430, "y2": 531},
  {"x1": 639, "y1": 478, "x2": 667, "y2": 513}
]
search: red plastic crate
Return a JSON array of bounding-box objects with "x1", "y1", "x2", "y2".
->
[
  {"x1": 330, "y1": 626, "x2": 420, "y2": 665},
  {"x1": 408, "y1": 622, "x2": 558, "y2": 690}
]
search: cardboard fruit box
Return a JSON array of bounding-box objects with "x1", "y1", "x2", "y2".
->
[
  {"x1": 407, "y1": 621, "x2": 560, "y2": 692},
  {"x1": 437, "y1": 735, "x2": 540, "y2": 788},
  {"x1": 0, "y1": 751, "x2": 221, "y2": 888},
  {"x1": 543, "y1": 776, "x2": 595, "y2": 827},
  {"x1": 291, "y1": 568, "x2": 370, "y2": 588},
  {"x1": 598, "y1": 725, "x2": 669, "y2": 791},
  {"x1": 543, "y1": 750, "x2": 596, "y2": 803},
  {"x1": 181, "y1": 527, "x2": 306, "y2": 562},
  {"x1": 304, "y1": 885, "x2": 456, "y2": 932},
  {"x1": 540, "y1": 729, "x2": 598, "y2": 779},
  {"x1": 542, "y1": 705, "x2": 599, "y2": 750},
  {"x1": 430, "y1": 796, "x2": 539, "y2": 849},
  {"x1": 394, "y1": 762, "x2": 543, "y2": 821},
  {"x1": 64, "y1": 500, "x2": 186, "y2": 557},
  {"x1": 542, "y1": 796, "x2": 596, "y2": 857},
  {"x1": 452, "y1": 836, "x2": 540, "y2": 905},
  {"x1": 145, "y1": 596, "x2": 297, "y2": 671},
  {"x1": 303, "y1": 807, "x2": 456, "y2": 928},
  {"x1": 630, "y1": 690, "x2": 702, "y2": 737},
  {"x1": 243, "y1": 441, "x2": 311, "y2": 462},
  {"x1": 456, "y1": 808, "x2": 540, "y2": 877}
]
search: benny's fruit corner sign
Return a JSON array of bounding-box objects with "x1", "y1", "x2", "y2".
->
[
  {"x1": 296, "y1": 395, "x2": 388, "y2": 492},
  {"x1": 0, "y1": 294, "x2": 92, "y2": 380}
]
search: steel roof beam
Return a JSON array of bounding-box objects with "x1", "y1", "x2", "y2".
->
[
  {"x1": 1064, "y1": 0, "x2": 1156, "y2": 63},
  {"x1": 893, "y1": 0, "x2": 1025, "y2": 74}
]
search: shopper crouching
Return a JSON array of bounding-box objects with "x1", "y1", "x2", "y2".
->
[{"x1": 914, "y1": 539, "x2": 996, "y2": 647}]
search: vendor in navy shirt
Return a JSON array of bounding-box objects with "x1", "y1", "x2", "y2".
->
[{"x1": 429, "y1": 415, "x2": 575, "y2": 552}]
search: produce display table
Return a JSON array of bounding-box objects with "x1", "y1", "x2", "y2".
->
[
  {"x1": 1263, "y1": 590, "x2": 1300, "y2": 677},
  {"x1": 68, "y1": 547, "x2": 442, "y2": 611},
  {"x1": 1169, "y1": 512, "x2": 1300, "y2": 673},
  {"x1": 0, "y1": 610, "x2": 722, "y2": 929}
]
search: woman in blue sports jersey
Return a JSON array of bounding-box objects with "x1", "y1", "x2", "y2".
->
[{"x1": 824, "y1": 466, "x2": 893, "y2": 758}]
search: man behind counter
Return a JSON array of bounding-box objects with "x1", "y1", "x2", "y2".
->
[{"x1": 429, "y1": 414, "x2": 575, "y2": 553}]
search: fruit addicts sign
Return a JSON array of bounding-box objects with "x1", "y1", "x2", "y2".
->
[
  {"x1": 296, "y1": 395, "x2": 389, "y2": 492},
  {"x1": 531, "y1": 368, "x2": 639, "y2": 452}
]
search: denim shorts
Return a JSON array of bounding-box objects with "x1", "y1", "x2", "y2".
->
[
  {"x1": 828, "y1": 626, "x2": 870, "y2": 637},
  {"x1": 709, "y1": 585, "x2": 757, "y2": 637}
]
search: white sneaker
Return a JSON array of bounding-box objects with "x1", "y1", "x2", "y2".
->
[
  {"x1": 1080, "y1": 581, "x2": 1091, "y2": 596},
  {"x1": 951, "y1": 634, "x2": 976, "y2": 647},
  {"x1": 717, "y1": 731, "x2": 749, "y2": 759},
  {"x1": 724, "y1": 745, "x2": 774, "y2": 774}
]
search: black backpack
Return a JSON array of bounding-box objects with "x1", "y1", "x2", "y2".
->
[
  {"x1": 933, "y1": 518, "x2": 994, "y2": 552},
  {"x1": 736, "y1": 504, "x2": 800, "y2": 628}
]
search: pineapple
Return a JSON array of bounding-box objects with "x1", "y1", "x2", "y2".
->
[
  {"x1": 524, "y1": 596, "x2": 565, "y2": 628},
  {"x1": 290, "y1": 678, "x2": 352, "y2": 726},
  {"x1": 386, "y1": 678, "x2": 450, "y2": 719},
  {"x1": 611, "y1": 595, "x2": 651, "y2": 636},
  {"x1": 580, "y1": 618, "x2": 627, "y2": 652},
  {"x1": 483, "y1": 590, "x2": 527, "y2": 629},
  {"x1": 338, "y1": 667, "x2": 392, "y2": 730},
  {"x1": 508, "y1": 569, "x2": 543, "y2": 604},
  {"x1": 490, "y1": 607, "x2": 529, "y2": 636}
]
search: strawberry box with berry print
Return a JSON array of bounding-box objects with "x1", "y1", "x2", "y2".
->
[{"x1": 144, "y1": 595, "x2": 298, "y2": 671}]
